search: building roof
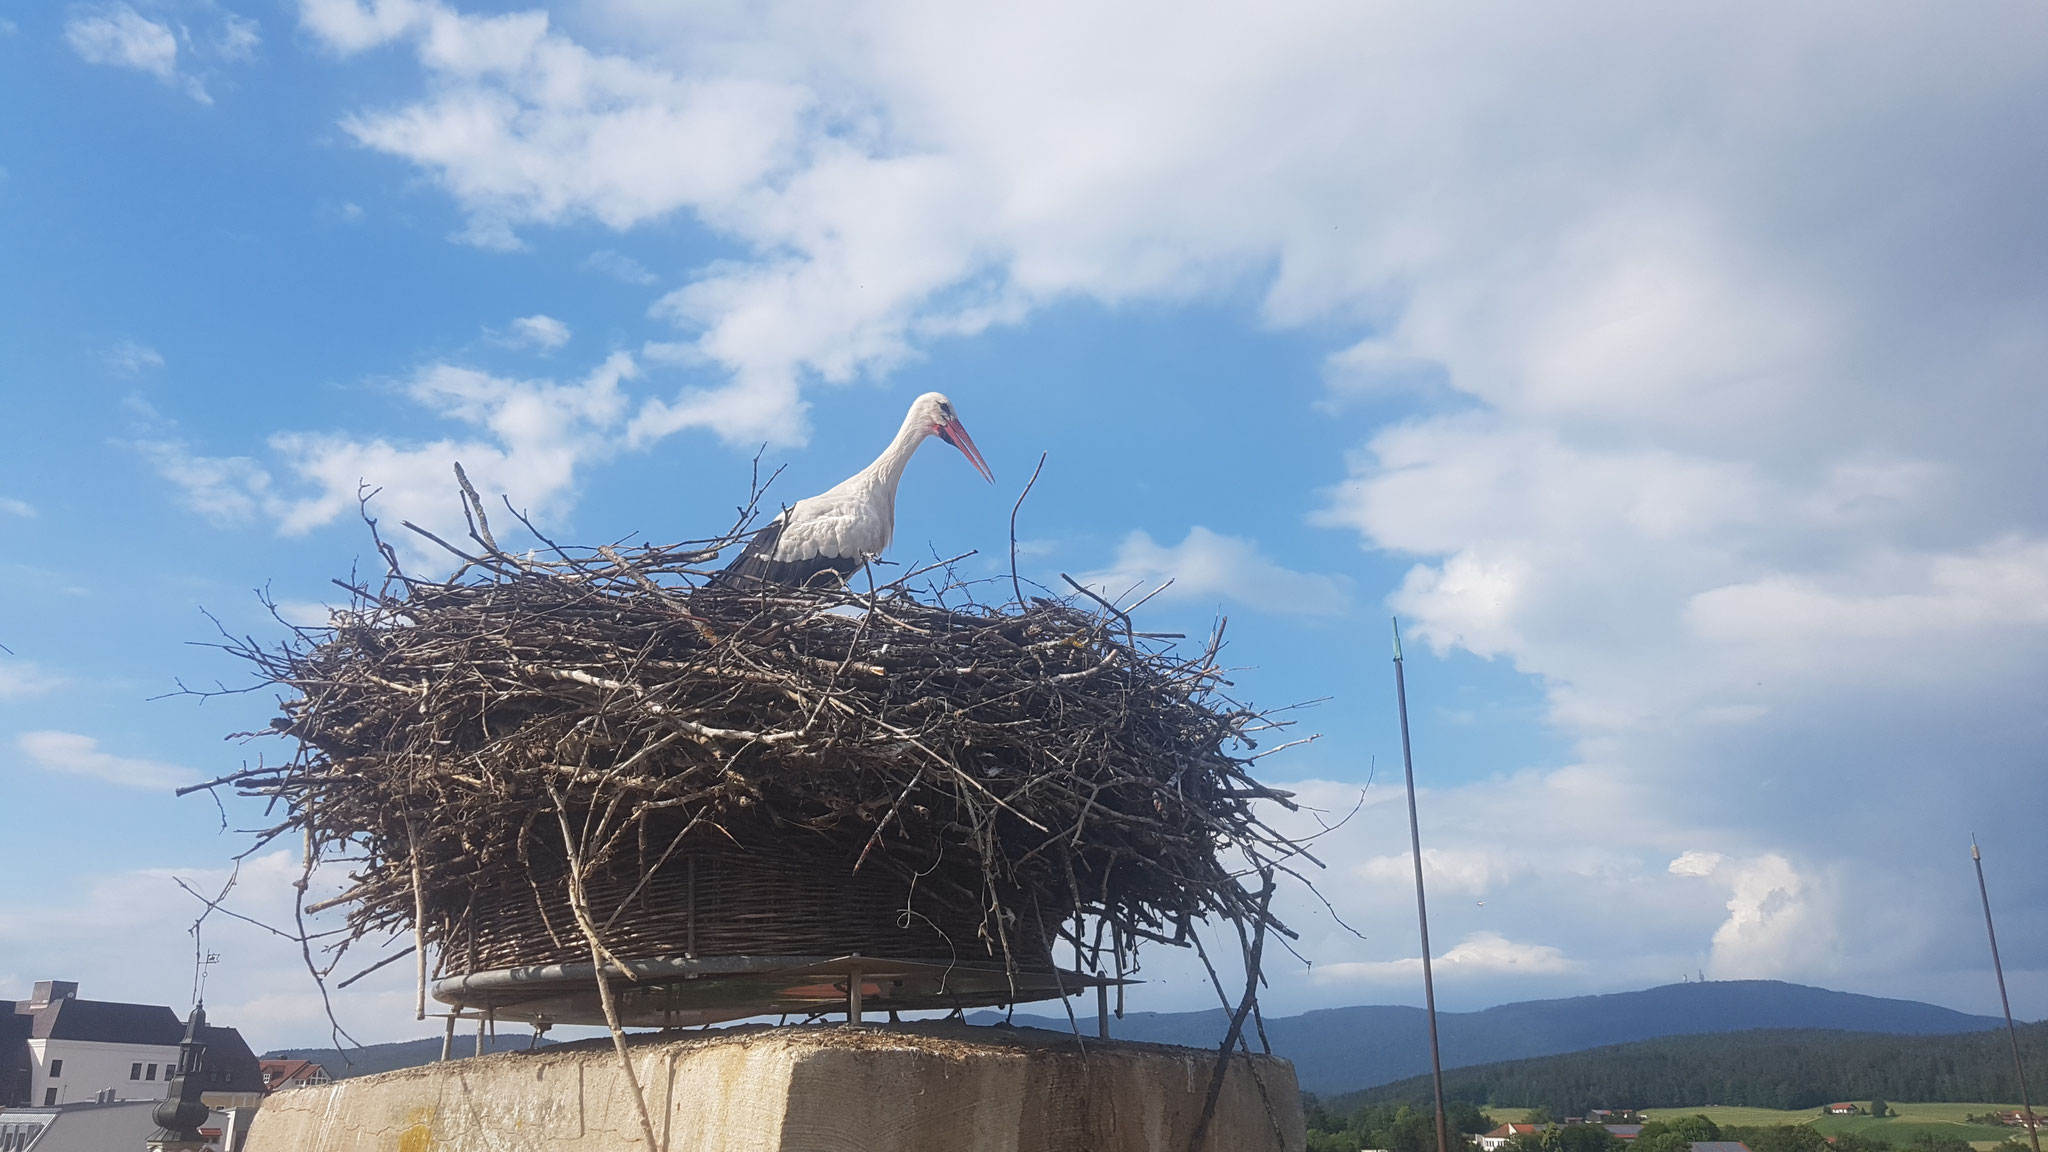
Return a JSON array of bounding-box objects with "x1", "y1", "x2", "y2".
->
[
  {"x1": 1487, "y1": 1124, "x2": 1547, "y2": 1137},
  {"x1": 1691, "y1": 1142, "x2": 1753, "y2": 1152},
  {"x1": 195, "y1": 1024, "x2": 266, "y2": 1094},
  {"x1": 1607, "y1": 1125, "x2": 1645, "y2": 1138},
  {"x1": 0, "y1": 1098, "x2": 161, "y2": 1152},
  {"x1": 14, "y1": 997, "x2": 184, "y2": 1045},
  {"x1": 6, "y1": 992, "x2": 264, "y2": 1098},
  {"x1": 260, "y1": 1058, "x2": 328, "y2": 1087}
]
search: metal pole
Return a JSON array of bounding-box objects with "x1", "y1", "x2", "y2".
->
[
  {"x1": 1395, "y1": 619, "x2": 1450, "y2": 1152},
  {"x1": 1973, "y1": 837, "x2": 2041, "y2": 1152}
]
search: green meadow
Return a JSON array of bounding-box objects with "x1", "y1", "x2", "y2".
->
[{"x1": 1636, "y1": 1103, "x2": 2030, "y2": 1148}]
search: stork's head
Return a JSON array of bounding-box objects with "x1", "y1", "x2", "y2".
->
[{"x1": 913, "y1": 392, "x2": 994, "y2": 483}]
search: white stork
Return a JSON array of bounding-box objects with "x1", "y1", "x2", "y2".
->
[{"x1": 710, "y1": 392, "x2": 994, "y2": 588}]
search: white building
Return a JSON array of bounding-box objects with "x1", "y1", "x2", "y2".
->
[{"x1": 4, "y1": 982, "x2": 263, "y2": 1112}]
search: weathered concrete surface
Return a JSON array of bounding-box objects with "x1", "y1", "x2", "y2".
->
[{"x1": 247, "y1": 1023, "x2": 1303, "y2": 1152}]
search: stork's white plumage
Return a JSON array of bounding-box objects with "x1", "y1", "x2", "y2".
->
[{"x1": 711, "y1": 393, "x2": 993, "y2": 588}]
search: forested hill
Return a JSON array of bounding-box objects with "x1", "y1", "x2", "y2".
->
[
  {"x1": 1336, "y1": 1021, "x2": 2048, "y2": 1115},
  {"x1": 991, "y1": 980, "x2": 2004, "y2": 1096}
]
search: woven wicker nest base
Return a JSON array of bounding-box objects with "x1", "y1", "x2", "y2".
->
[{"x1": 431, "y1": 954, "x2": 1123, "y2": 1028}]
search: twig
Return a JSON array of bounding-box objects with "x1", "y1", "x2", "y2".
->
[
  {"x1": 1009, "y1": 452, "x2": 1048, "y2": 609},
  {"x1": 1187, "y1": 868, "x2": 1275, "y2": 1152}
]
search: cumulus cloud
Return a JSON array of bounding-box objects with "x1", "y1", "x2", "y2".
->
[
  {"x1": 0, "y1": 497, "x2": 33, "y2": 518},
  {"x1": 19, "y1": 730, "x2": 187, "y2": 791},
  {"x1": 1078, "y1": 527, "x2": 1349, "y2": 616},
  {"x1": 1671, "y1": 852, "x2": 1834, "y2": 980}
]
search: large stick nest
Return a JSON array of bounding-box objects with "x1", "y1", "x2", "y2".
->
[{"x1": 209, "y1": 494, "x2": 1315, "y2": 997}]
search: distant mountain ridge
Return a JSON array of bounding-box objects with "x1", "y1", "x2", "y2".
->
[
  {"x1": 266, "y1": 1033, "x2": 548, "y2": 1078},
  {"x1": 268, "y1": 980, "x2": 2004, "y2": 1096},
  {"x1": 980, "y1": 980, "x2": 2006, "y2": 1096},
  {"x1": 1339, "y1": 1020, "x2": 2048, "y2": 1114}
]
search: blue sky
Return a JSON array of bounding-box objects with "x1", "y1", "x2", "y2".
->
[{"x1": 4, "y1": 0, "x2": 2047, "y2": 1051}]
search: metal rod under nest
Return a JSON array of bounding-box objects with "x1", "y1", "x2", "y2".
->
[
  {"x1": 1394, "y1": 618, "x2": 1449, "y2": 1152},
  {"x1": 1972, "y1": 836, "x2": 2042, "y2": 1152}
]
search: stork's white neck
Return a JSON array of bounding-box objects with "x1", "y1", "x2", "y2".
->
[{"x1": 850, "y1": 403, "x2": 936, "y2": 501}]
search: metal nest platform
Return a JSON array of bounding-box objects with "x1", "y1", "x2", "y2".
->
[{"x1": 432, "y1": 954, "x2": 1127, "y2": 1029}]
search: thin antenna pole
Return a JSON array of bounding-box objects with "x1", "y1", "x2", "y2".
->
[
  {"x1": 1394, "y1": 618, "x2": 1450, "y2": 1152},
  {"x1": 1973, "y1": 836, "x2": 2042, "y2": 1152}
]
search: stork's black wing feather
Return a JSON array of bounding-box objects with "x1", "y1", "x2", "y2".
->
[{"x1": 706, "y1": 518, "x2": 857, "y2": 589}]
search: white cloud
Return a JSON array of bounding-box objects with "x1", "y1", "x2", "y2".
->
[
  {"x1": 499, "y1": 313, "x2": 571, "y2": 351},
  {"x1": 0, "y1": 497, "x2": 33, "y2": 518},
  {"x1": 140, "y1": 439, "x2": 277, "y2": 526},
  {"x1": 18, "y1": 730, "x2": 187, "y2": 791},
  {"x1": 270, "y1": 600, "x2": 341, "y2": 628},
  {"x1": 65, "y1": 3, "x2": 261, "y2": 103},
  {"x1": 0, "y1": 660, "x2": 58, "y2": 699},
  {"x1": 1078, "y1": 526, "x2": 1349, "y2": 616},
  {"x1": 146, "y1": 352, "x2": 662, "y2": 558},
  {"x1": 1673, "y1": 853, "x2": 1834, "y2": 980},
  {"x1": 1315, "y1": 932, "x2": 1572, "y2": 984},
  {"x1": 1667, "y1": 851, "x2": 1724, "y2": 878},
  {"x1": 1685, "y1": 538, "x2": 2048, "y2": 678},
  {"x1": 298, "y1": 0, "x2": 430, "y2": 53},
  {"x1": 105, "y1": 338, "x2": 165, "y2": 375},
  {"x1": 582, "y1": 249, "x2": 657, "y2": 285},
  {"x1": 1357, "y1": 847, "x2": 1519, "y2": 895},
  {"x1": 215, "y1": 12, "x2": 259, "y2": 61},
  {"x1": 66, "y1": 6, "x2": 180, "y2": 82}
]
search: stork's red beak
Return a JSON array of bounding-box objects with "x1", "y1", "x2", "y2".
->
[{"x1": 937, "y1": 417, "x2": 994, "y2": 483}]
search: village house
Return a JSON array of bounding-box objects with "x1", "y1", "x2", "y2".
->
[
  {"x1": 1826, "y1": 1104, "x2": 1860, "y2": 1116},
  {"x1": 1479, "y1": 1122, "x2": 1550, "y2": 1149},
  {"x1": 258, "y1": 1059, "x2": 331, "y2": 1092}
]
